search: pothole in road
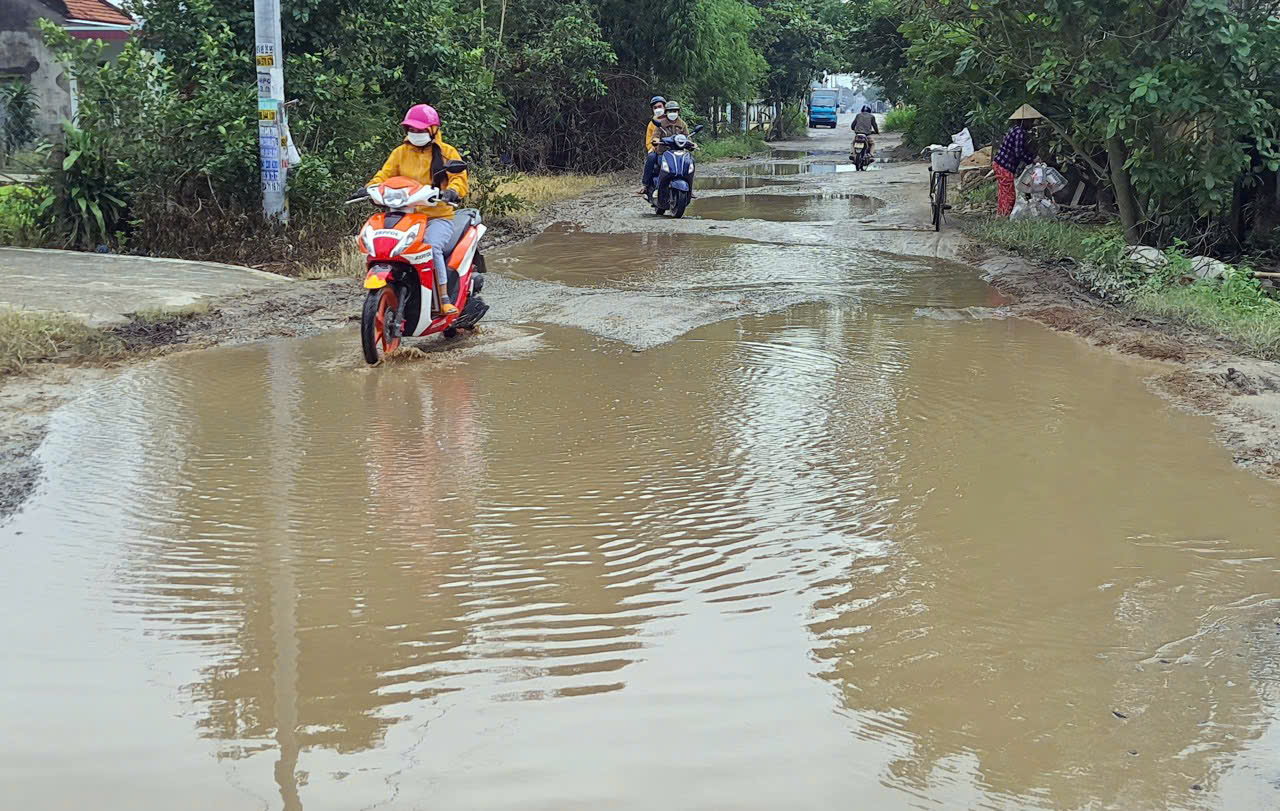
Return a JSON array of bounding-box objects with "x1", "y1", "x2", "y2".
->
[
  {"x1": 732, "y1": 160, "x2": 885, "y2": 177},
  {"x1": 695, "y1": 175, "x2": 800, "y2": 191},
  {"x1": 690, "y1": 193, "x2": 885, "y2": 222}
]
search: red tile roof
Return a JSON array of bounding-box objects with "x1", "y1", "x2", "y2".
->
[{"x1": 63, "y1": 0, "x2": 132, "y2": 26}]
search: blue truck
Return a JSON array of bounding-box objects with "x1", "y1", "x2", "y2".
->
[{"x1": 808, "y1": 90, "x2": 839, "y2": 128}]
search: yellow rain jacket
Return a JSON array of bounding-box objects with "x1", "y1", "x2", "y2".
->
[
  {"x1": 645, "y1": 118, "x2": 690, "y2": 153},
  {"x1": 368, "y1": 133, "x2": 469, "y2": 219}
]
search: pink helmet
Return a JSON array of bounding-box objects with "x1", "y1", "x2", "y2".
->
[{"x1": 402, "y1": 104, "x2": 440, "y2": 129}]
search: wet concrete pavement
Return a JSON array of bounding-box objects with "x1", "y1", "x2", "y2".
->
[
  {"x1": 4, "y1": 119, "x2": 1280, "y2": 810},
  {"x1": 0, "y1": 247, "x2": 290, "y2": 326}
]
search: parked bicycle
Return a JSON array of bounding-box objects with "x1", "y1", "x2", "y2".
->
[
  {"x1": 929, "y1": 169, "x2": 950, "y2": 232},
  {"x1": 926, "y1": 145, "x2": 962, "y2": 232}
]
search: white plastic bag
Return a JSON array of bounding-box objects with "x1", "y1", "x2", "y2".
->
[
  {"x1": 951, "y1": 127, "x2": 975, "y2": 159},
  {"x1": 1010, "y1": 193, "x2": 1058, "y2": 220}
]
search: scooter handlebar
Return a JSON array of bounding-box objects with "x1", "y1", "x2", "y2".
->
[{"x1": 345, "y1": 185, "x2": 462, "y2": 207}]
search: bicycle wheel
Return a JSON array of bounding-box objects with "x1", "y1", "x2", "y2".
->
[{"x1": 933, "y1": 173, "x2": 947, "y2": 232}]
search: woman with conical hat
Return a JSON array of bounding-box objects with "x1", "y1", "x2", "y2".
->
[{"x1": 994, "y1": 104, "x2": 1042, "y2": 216}]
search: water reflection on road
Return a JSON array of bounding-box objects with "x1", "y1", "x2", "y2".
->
[{"x1": 2, "y1": 227, "x2": 1279, "y2": 810}]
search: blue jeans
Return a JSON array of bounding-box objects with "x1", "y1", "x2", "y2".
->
[
  {"x1": 426, "y1": 216, "x2": 454, "y2": 288},
  {"x1": 642, "y1": 151, "x2": 660, "y2": 189}
]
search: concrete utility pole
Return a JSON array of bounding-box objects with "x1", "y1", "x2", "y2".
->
[{"x1": 254, "y1": 0, "x2": 288, "y2": 222}]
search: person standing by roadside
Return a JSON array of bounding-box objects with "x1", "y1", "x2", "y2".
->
[{"x1": 994, "y1": 105, "x2": 1041, "y2": 216}]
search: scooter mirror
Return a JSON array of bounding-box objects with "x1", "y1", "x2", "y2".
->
[
  {"x1": 443, "y1": 160, "x2": 468, "y2": 173},
  {"x1": 691, "y1": 124, "x2": 706, "y2": 135}
]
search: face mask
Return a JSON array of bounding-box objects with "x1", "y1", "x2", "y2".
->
[
  {"x1": 667, "y1": 112, "x2": 679, "y2": 121},
  {"x1": 406, "y1": 131, "x2": 432, "y2": 147},
  {"x1": 653, "y1": 108, "x2": 665, "y2": 119}
]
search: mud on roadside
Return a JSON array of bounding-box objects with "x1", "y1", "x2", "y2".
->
[{"x1": 976, "y1": 251, "x2": 1280, "y2": 481}]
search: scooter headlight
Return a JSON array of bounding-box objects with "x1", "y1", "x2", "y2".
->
[
  {"x1": 358, "y1": 225, "x2": 375, "y2": 255},
  {"x1": 389, "y1": 223, "x2": 422, "y2": 258}
]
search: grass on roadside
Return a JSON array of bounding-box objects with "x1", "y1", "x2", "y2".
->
[
  {"x1": 300, "y1": 240, "x2": 366, "y2": 280},
  {"x1": 499, "y1": 173, "x2": 612, "y2": 212},
  {"x1": 1133, "y1": 283, "x2": 1280, "y2": 360},
  {"x1": 965, "y1": 215, "x2": 1280, "y2": 360},
  {"x1": 884, "y1": 106, "x2": 917, "y2": 133},
  {"x1": 962, "y1": 216, "x2": 1094, "y2": 263},
  {"x1": 0, "y1": 309, "x2": 125, "y2": 376},
  {"x1": 696, "y1": 133, "x2": 771, "y2": 161},
  {"x1": 957, "y1": 179, "x2": 997, "y2": 209}
]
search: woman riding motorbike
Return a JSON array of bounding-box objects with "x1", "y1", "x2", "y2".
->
[
  {"x1": 640, "y1": 96, "x2": 667, "y2": 199},
  {"x1": 367, "y1": 104, "x2": 468, "y2": 315},
  {"x1": 645, "y1": 101, "x2": 693, "y2": 202}
]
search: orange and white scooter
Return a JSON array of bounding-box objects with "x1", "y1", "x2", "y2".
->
[{"x1": 351, "y1": 170, "x2": 488, "y2": 364}]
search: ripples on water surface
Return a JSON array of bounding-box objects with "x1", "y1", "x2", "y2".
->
[{"x1": 2, "y1": 236, "x2": 1280, "y2": 811}]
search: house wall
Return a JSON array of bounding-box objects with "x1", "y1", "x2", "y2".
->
[{"x1": 0, "y1": 0, "x2": 73, "y2": 139}]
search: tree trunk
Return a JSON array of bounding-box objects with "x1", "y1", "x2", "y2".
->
[{"x1": 1105, "y1": 135, "x2": 1143, "y2": 244}]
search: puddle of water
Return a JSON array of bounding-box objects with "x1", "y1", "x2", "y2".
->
[
  {"x1": 735, "y1": 160, "x2": 861, "y2": 177},
  {"x1": 4, "y1": 242, "x2": 1280, "y2": 810},
  {"x1": 735, "y1": 161, "x2": 814, "y2": 177},
  {"x1": 691, "y1": 193, "x2": 883, "y2": 223},
  {"x1": 769, "y1": 148, "x2": 810, "y2": 160},
  {"x1": 695, "y1": 175, "x2": 798, "y2": 191}
]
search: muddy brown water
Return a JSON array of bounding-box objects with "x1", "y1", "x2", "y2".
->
[
  {"x1": 3, "y1": 226, "x2": 1280, "y2": 810},
  {"x1": 690, "y1": 193, "x2": 883, "y2": 222}
]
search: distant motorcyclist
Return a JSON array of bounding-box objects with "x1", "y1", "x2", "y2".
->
[
  {"x1": 851, "y1": 105, "x2": 880, "y2": 154},
  {"x1": 640, "y1": 96, "x2": 667, "y2": 199}
]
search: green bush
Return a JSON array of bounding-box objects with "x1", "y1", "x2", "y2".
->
[
  {"x1": 1, "y1": 81, "x2": 39, "y2": 160},
  {"x1": 899, "y1": 75, "x2": 1003, "y2": 149},
  {"x1": 0, "y1": 184, "x2": 46, "y2": 247},
  {"x1": 883, "y1": 106, "x2": 916, "y2": 133},
  {"x1": 697, "y1": 133, "x2": 769, "y2": 160},
  {"x1": 38, "y1": 122, "x2": 129, "y2": 251}
]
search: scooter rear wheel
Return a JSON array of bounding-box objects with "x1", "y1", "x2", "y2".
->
[{"x1": 361, "y1": 286, "x2": 401, "y2": 364}]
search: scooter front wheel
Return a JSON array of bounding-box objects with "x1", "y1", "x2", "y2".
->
[
  {"x1": 672, "y1": 190, "x2": 690, "y2": 219},
  {"x1": 361, "y1": 286, "x2": 401, "y2": 364}
]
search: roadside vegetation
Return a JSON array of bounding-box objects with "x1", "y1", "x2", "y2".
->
[
  {"x1": 882, "y1": 106, "x2": 915, "y2": 133},
  {"x1": 0, "y1": 0, "x2": 855, "y2": 274},
  {"x1": 844, "y1": 0, "x2": 1280, "y2": 253},
  {"x1": 696, "y1": 133, "x2": 771, "y2": 161},
  {"x1": 836, "y1": 0, "x2": 1280, "y2": 359},
  {"x1": 0, "y1": 185, "x2": 45, "y2": 247},
  {"x1": 964, "y1": 216, "x2": 1280, "y2": 361},
  {"x1": 0, "y1": 310, "x2": 125, "y2": 376}
]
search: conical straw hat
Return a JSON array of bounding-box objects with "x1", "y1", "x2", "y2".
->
[{"x1": 1009, "y1": 103, "x2": 1044, "y2": 121}]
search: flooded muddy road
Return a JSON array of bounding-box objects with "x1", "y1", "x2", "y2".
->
[{"x1": 4, "y1": 123, "x2": 1280, "y2": 811}]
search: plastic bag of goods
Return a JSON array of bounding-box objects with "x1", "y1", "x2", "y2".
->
[
  {"x1": 1040, "y1": 166, "x2": 1068, "y2": 195},
  {"x1": 1015, "y1": 166, "x2": 1036, "y2": 194},
  {"x1": 951, "y1": 127, "x2": 975, "y2": 159}
]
